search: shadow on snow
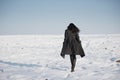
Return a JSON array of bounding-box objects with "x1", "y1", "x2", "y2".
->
[{"x1": 0, "y1": 60, "x2": 41, "y2": 67}]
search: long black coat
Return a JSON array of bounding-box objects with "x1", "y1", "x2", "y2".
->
[{"x1": 61, "y1": 29, "x2": 85, "y2": 57}]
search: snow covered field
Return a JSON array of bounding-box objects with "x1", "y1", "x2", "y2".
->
[{"x1": 0, "y1": 34, "x2": 120, "y2": 80}]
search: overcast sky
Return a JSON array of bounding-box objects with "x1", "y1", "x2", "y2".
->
[{"x1": 0, "y1": 0, "x2": 120, "y2": 35}]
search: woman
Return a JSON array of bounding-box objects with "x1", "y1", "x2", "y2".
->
[{"x1": 61, "y1": 23, "x2": 85, "y2": 72}]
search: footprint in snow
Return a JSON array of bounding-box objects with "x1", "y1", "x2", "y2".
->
[{"x1": 82, "y1": 66, "x2": 87, "y2": 70}]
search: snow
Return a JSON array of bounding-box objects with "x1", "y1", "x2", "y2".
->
[{"x1": 0, "y1": 34, "x2": 120, "y2": 80}]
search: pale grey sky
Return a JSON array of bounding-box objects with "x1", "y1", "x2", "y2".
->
[{"x1": 0, "y1": 0, "x2": 120, "y2": 35}]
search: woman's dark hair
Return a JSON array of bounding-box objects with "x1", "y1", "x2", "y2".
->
[{"x1": 67, "y1": 23, "x2": 80, "y2": 33}]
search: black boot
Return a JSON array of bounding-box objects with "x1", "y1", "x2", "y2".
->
[
  {"x1": 71, "y1": 59, "x2": 76, "y2": 72},
  {"x1": 70, "y1": 54, "x2": 76, "y2": 72},
  {"x1": 71, "y1": 66, "x2": 75, "y2": 72}
]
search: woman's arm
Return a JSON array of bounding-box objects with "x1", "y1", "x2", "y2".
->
[
  {"x1": 61, "y1": 30, "x2": 68, "y2": 58},
  {"x1": 76, "y1": 33, "x2": 81, "y2": 43},
  {"x1": 64, "y1": 30, "x2": 68, "y2": 42}
]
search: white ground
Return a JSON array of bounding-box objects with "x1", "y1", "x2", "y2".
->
[{"x1": 0, "y1": 34, "x2": 120, "y2": 80}]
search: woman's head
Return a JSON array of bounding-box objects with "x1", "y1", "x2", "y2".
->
[{"x1": 67, "y1": 23, "x2": 80, "y2": 33}]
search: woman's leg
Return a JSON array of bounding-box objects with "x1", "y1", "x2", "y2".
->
[{"x1": 70, "y1": 54, "x2": 76, "y2": 72}]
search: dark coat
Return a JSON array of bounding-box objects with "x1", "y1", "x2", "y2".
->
[{"x1": 61, "y1": 29, "x2": 85, "y2": 57}]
